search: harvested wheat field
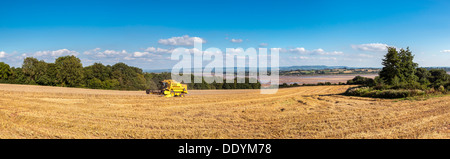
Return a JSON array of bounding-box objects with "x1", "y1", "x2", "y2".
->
[{"x1": 0, "y1": 83, "x2": 448, "y2": 139}]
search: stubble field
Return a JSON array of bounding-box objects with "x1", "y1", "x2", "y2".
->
[{"x1": 0, "y1": 83, "x2": 448, "y2": 139}]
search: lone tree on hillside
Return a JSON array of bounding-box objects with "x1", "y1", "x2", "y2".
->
[{"x1": 379, "y1": 47, "x2": 419, "y2": 88}]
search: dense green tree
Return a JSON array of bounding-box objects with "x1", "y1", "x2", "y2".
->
[
  {"x1": 111, "y1": 62, "x2": 147, "y2": 90},
  {"x1": 347, "y1": 75, "x2": 375, "y2": 86},
  {"x1": 20, "y1": 57, "x2": 50, "y2": 84},
  {"x1": 84, "y1": 63, "x2": 111, "y2": 81},
  {"x1": 22, "y1": 57, "x2": 39, "y2": 83},
  {"x1": 416, "y1": 68, "x2": 430, "y2": 84},
  {"x1": 83, "y1": 63, "x2": 116, "y2": 89},
  {"x1": 87, "y1": 78, "x2": 103, "y2": 89},
  {"x1": 143, "y1": 73, "x2": 158, "y2": 90},
  {"x1": 0, "y1": 62, "x2": 12, "y2": 80},
  {"x1": 34, "y1": 61, "x2": 53, "y2": 85},
  {"x1": 46, "y1": 63, "x2": 58, "y2": 86},
  {"x1": 9, "y1": 67, "x2": 26, "y2": 84},
  {"x1": 213, "y1": 81, "x2": 223, "y2": 90},
  {"x1": 222, "y1": 83, "x2": 232, "y2": 89},
  {"x1": 379, "y1": 47, "x2": 402, "y2": 85},
  {"x1": 398, "y1": 47, "x2": 418, "y2": 82},
  {"x1": 103, "y1": 79, "x2": 120, "y2": 89},
  {"x1": 428, "y1": 69, "x2": 449, "y2": 83},
  {"x1": 55, "y1": 55, "x2": 84, "y2": 87},
  {"x1": 427, "y1": 69, "x2": 450, "y2": 88},
  {"x1": 415, "y1": 68, "x2": 431, "y2": 90},
  {"x1": 398, "y1": 47, "x2": 420, "y2": 88},
  {"x1": 379, "y1": 47, "x2": 420, "y2": 89}
]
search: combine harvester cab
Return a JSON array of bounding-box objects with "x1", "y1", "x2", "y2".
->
[{"x1": 146, "y1": 80, "x2": 188, "y2": 97}]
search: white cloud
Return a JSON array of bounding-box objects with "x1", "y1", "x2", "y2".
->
[
  {"x1": 133, "y1": 51, "x2": 149, "y2": 57},
  {"x1": 290, "y1": 56, "x2": 310, "y2": 60},
  {"x1": 357, "y1": 54, "x2": 374, "y2": 58},
  {"x1": 203, "y1": 49, "x2": 222, "y2": 56},
  {"x1": 84, "y1": 48, "x2": 128, "y2": 58},
  {"x1": 189, "y1": 48, "x2": 204, "y2": 55},
  {"x1": 124, "y1": 56, "x2": 136, "y2": 60},
  {"x1": 130, "y1": 51, "x2": 165, "y2": 63},
  {"x1": 230, "y1": 39, "x2": 243, "y2": 43},
  {"x1": 440, "y1": 50, "x2": 450, "y2": 53},
  {"x1": 319, "y1": 51, "x2": 344, "y2": 55},
  {"x1": 270, "y1": 48, "x2": 287, "y2": 53},
  {"x1": 259, "y1": 43, "x2": 268, "y2": 47},
  {"x1": 96, "y1": 50, "x2": 128, "y2": 58},
  {"x1": 144, "y1": 47, "x2": 157, "y2": 52},
  {"x1": 144, "y1": 47, "x2": 172, "y2": 54},
  {"x1": 225, "y1": 48, "x2": 244, "y2": 54},
  {"x1": 289, "y1": 47, "x2": 307, "y2": 54},
  {"x1": 351, "y1": 43, "x2": 388, "y2": 52},
  {"x1": 158, "y1": 35, "x2": 206, "y2": 46},
  {"x1": 83, "y1": 48, "x2": 101, "y2": 55},
  {"x1": 35, "y1": 49, "x2": 79, "y2": 57},
  {"x1": 287, "y1": 47, "x2": 343, "y2": 55},
  {"x1": 319, "y1": 57, "x2": 337, "y2": 60},
  {"x1": 128, "y1": 51, "x2": 156, "y2": 62},
  {"x1": 0, "y1": 51, "x2": 6, "y2": 58},
  {"x1": 310, "y1": 48, "x2": 325, "y2": 55}
]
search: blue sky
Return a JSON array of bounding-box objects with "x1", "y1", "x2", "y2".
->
[{"x1": 1, "y1": 0, "x2": 450, "y2": 69}]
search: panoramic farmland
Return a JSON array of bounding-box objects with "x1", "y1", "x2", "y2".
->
[{"x1": 0, "y1": 83, "x2": 448, "y2": 139}]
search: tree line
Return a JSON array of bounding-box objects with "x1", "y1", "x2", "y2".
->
[{"x1": 0, "y1": 55, "x2": 260, "y2": 90}]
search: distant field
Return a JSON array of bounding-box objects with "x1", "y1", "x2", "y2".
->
[
  {"x1": 276, "y1": 74, "x2": 378, "y2": 84},
  {"x1": 0, "y1": 83, "x2": 448, "y2": 139}
]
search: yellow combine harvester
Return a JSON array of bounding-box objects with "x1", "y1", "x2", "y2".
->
[{"x1": 146, "y1": 80, "x2": 188, "y2": 97}]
